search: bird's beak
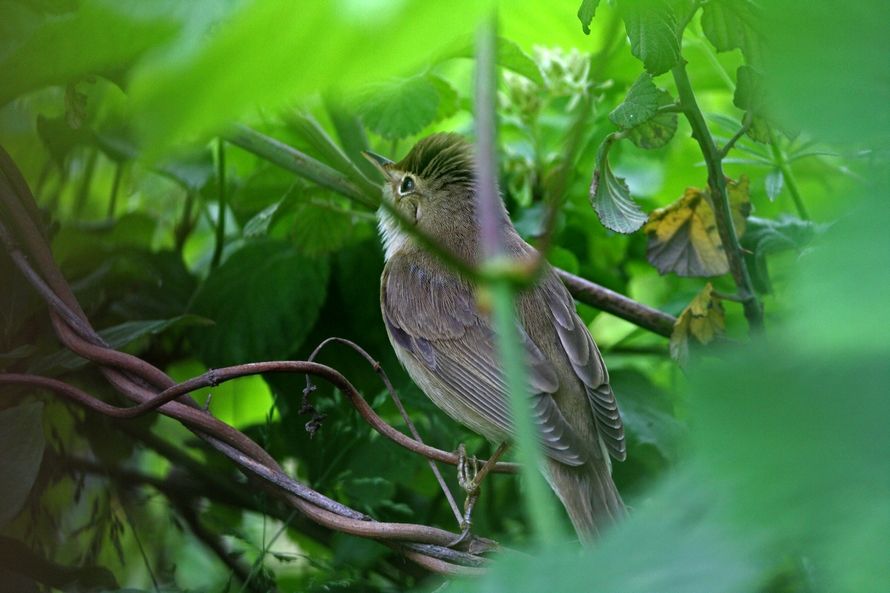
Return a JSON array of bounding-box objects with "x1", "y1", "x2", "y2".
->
[{"x1": 361, "y1": 150, "x2": 396, "y2": 181}]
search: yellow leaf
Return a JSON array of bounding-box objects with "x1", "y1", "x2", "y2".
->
[
  {"x1": 670, "y1": 283, "x2": 726, "y2": 365},
  {"x1": 644, "y1": 176, "x2": 750, "y2": 277}
]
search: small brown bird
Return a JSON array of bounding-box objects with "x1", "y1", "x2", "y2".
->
[{"x1": 365, "y1": 133, "x2": 625, "y2": 539}]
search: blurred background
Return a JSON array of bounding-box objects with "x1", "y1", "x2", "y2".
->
[{"x1": 0, "y1": 1, "x2": 887, "y2": 591}]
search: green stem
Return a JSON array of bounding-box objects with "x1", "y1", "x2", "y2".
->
[
  {"x1": 490, "y1": 278, "x2": 563, "y2": 543},
  {"x1": 768, "y1": 130, "x2": 810, "y2": 220},
  {"x1": 72, "y1": 148, "x2": 97, "y2": 217},
  {"x1": 210, "y1": 138, "x2": 226, "y2": 270},
  {"x1": 476, "y1": 16, "x2": 562, "y2": 545},
  {"x1": 672, "y1": 61, "x2": 764, "y2": 330}
]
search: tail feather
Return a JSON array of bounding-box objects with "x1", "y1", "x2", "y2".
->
[{"x1": 545, "y1": 456, "x2": 625, "y2": 541}]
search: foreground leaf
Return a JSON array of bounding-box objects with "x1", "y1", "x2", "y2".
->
[
  {"x1": 590, "y1": 135, "x2": 648, "y2": 234},
  {"x1": 0, "y1": 0, "x2": 175, "y2": 106},
  {"x1": 0, "y1": 402, "x2": 44, "y2": 528},
  {"x1": 670, "y1": 283, "x2": 725, "y2": 365},
  {"x1": 620, "y1": 0, "x2": 681, "y2": 76},
  {"x1": 189, "y1": 240, "x2": 329, "y2": 367},
  {"x1": 644, "y1": 177, "x2": 750, "y2": 277}
]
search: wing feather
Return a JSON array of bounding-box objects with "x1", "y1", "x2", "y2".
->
[{"x1": 383, "y1": 257, "x2": 585, "y2": 466}]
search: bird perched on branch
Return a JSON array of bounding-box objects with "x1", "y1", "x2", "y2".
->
[{"x1": 364, "y1": 133, "x2": 625, "y2": 540}]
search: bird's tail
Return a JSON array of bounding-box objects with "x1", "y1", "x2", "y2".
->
[{"x1": 545, "y1": 455, "x2": 625, "y2": 541}]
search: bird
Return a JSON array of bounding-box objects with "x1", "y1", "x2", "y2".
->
[{"x1": 363, "y1": 132, "x2": 625, "y2": 540}]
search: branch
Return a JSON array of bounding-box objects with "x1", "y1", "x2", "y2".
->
[
  {"x1": 672, "y1": 62, "x2": 764, "y2": 329},
  {"x1": 557, "y1": 269, "x2": 676, "y2": 337},
  {"x1": 0, "y1": 149, "x2": 494, "y2": 574}
]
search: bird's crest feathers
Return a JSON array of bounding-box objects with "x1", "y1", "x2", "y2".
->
[{"x1": 395, "y1": 133, "x2": 475, "y2": 188}]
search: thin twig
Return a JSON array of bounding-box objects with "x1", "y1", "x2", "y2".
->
[
  {"x1": 718, "y1": 114, "x2": 753, "y2": 159},
  {"x1": 306, "y1": 337, "x2": 465, "y2": 525}
]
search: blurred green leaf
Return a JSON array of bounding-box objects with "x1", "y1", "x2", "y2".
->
[
  {"x1": 590, "y1": 136, "x2": 648, "y2": 234},
  {"x1": 0, "y1": 402, "x2": 44, "y2": 529},
  {"x1": 128, "y1": 0, "x2": 491, "y2": 154},
  {"x1": 189, "y1": 239, "x2": 328, "y2": 367},
  {"x1": 0, "y1": 0, "x2": 175, "y2": 106},
  {"x1": 620, "y1": 0, "x2": 681, "y2": 76},
  {"x1": 609, "y1": 73, "x2": 659, "y2": 130},
  {"x1": 763, "y1": 1, "x2": 890, "y2": 145}
]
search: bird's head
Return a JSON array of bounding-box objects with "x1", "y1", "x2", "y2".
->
[{"x1": 363, "y1": 133, "x2": 484, "y2": 260}]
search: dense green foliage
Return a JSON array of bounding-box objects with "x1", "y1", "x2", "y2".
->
[{"x1": 0, "y1": 1, "x2": 887, "y2": 592}]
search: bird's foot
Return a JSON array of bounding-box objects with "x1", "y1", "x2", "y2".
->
[{"x1": 448, "y1": 442, "x2": 510, "y2": 547}]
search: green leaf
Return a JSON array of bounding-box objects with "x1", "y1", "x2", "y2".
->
[
  {"x1": 0, "y1": 402, "x2": 44, "y2": 528},
  {"x1": 189, "y1": 240, "x2": 329, "y2": 367},
  {"x1": 438, "y1": 36, "x2": 544, "y2": 85},
  {"x1": 741, "y1": 215, "x2": 825, "y2": 293},
  {"x1": 733, "y1": 65, "x2": 766, "y2": 114},
  {"x1": 427, "y1": 75, "x2": 460, "y2": 123},
  {"x1": 272, "y1": 201, "x2": 356, "y2": 257},
  {"x1": 620, "y1": 0, "x2": 681, "y2": 76},
  {"x1": 590, "y1": 136, "x2": 648, "y2": 234},
  {"x1": 609, "y1": 73, "x2": 659, "y2": 130},
  {"x1": 356, "y1": 76, "x2": 441, "y2": 140},
  {"x1": 627, "y1": 89, "x2": 678, "y2": 149},
  {"x1": 31, "y1": 315, "x2": 210, "y2": 374},
  {"x1": 578, "y1": 0, "x2": 602, "y2": 35},
  {"x1": 0, "y1": 0, "x2": 175, "y2": 106},
  {"x1": 128, "y1": 0, "x2": 491, "y2": 155},
  {"x1": 700, "y1": 0, "x2": 762, "y2": 63},
  {"x1": 764, "y1": 169, "x2": 783, "y2": 201}
]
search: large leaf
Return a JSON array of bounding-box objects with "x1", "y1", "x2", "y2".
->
[
  {"x1": 0, "y1": 402, "x2": 45, "y2": 529},
  {"x1": 620, "y1": 0, "x2": 681, "y2": 76},
  {"x1": 644, "y1": 178, "x2": 750, "y2": 277},
  {"x1": 128, "y1": 0, "x2": 491, "y2": 155},
  {"x1": 189, "y1": 240, "x2": 329, "y2": 367},
  {"x1": 589, "y1": 136, "x2": 648, "y2": 234},
  {"x1": 355, "y1": 75, "x2": 441, "y2": 141},
  {"x1": 609, "y1": 73, "x2": 659, "y2": 130},
  {"x1": 0, "y1": 0, "x2": 175, "y2": 106}
]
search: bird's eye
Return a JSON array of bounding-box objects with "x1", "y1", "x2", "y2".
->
[{"x1": 399, "y1": 175, "x2": 415, "y2": 195}]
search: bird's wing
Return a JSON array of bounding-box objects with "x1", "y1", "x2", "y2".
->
[
  {"x1": 382, "y1": 257, "x2": 586, "y2": 466},
  {"x1": 537, "y1": 272, "x2": 626, "y2": 461}
]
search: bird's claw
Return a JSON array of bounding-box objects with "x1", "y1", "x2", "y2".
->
[{"x1": 457, "y1": 443, "x2": 480, "y2": 495}]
